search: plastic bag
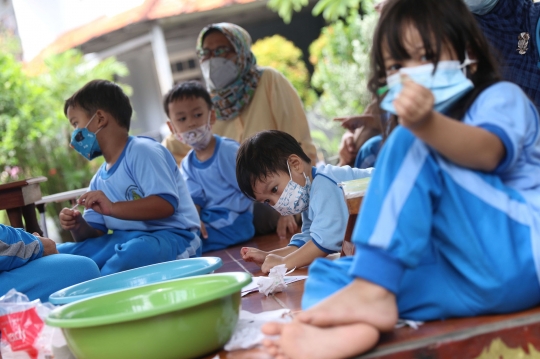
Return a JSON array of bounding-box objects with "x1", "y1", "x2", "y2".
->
[{"x1": 0, "y1": 289, "x2": 64, "y2": 359}]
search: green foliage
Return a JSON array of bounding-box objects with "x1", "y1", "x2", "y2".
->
[
  {"x1": 268, "y1": 0, "x2": 372, "y2": 22},
  {"x1": 309, "y1": 11, "x2": 378, "y2": 118},
  {"x1": 267, "y1": 0, "x2": 309, "y2": 24},
  {"x1": 0, "y1": 46, "x2": 129, "y2": 240},
  {"x1": 252, "y1": 35, "x2": 316, "y2": 108}
]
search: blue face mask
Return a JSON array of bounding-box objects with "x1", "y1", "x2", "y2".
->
[
  {"x1": 380, "y1": 59, "x2": 475, "y2": 115},
  {"x1": 70, "y1": 113, "x2": 103, "y2": 160}
]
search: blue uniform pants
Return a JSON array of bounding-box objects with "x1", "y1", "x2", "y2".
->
[
  {"x1": 0, "y1": 254, "x2": 100, "y2": 303},
  {"x1": 304, "y1": 126, "x2": 540, "y2": 321},
  {"x1": 57, "y1": 229, "x2": 202, "y2": 276},
  {"x1": 201, "y1": 208, "x2": 254, "y2": 253}
]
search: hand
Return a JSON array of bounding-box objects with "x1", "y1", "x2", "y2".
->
[
  {"x1": 200, "y1": 221, "x2": 208, "y2": 239},
  {"x1": 338, "y1": 132, "x2": 357, "y2": 166},
  {"x1": 78, "y1": 190, "x2": 114, "y2": 216},
  {"x1": 261, "y1": 254, "x2": 285, "y2": 274},
  {"x1": 59, "y1": 207, "x2": 83, "y2": 231},
  {"x1": 276, "y1": 215, "x2": 298, "y2": 240},
  {"x1": 393, "y1": 75, "x2": 435, "y2": 129},
  {"x1": 241, "y1": 247, "x2": 268, "y2": 267},
  {"x1": 34, "y1": 233, "x2": 58, "y2": 256},
  {"x1": 334, "y1": 115, "x2": 379, "y2": 132}
]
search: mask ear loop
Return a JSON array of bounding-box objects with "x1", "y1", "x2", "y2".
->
[
  {"x1": 86, "y1": 113, "x2": 104, "y2": 135},
  {"x1": 286, "y1": 160, "x2": 309, "y2": 186}
]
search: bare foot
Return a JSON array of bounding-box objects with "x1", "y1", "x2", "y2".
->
[
  {"x1": 298, "y1": 279, "x2": 398, "y2": 331},
  {"x1": 262, "y1": 320, "x2": 379, "y2": 359},
  {"x1": 241, "y1": 247, "x2": 268, "y2": 267}
]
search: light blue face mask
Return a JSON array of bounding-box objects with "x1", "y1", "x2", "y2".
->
[{"x1": 380, "y1": 59, "x2": 475, "y2": 115}]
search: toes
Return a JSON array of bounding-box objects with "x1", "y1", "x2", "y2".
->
[{"x1": 262, "y1": 321, "x2": 284, "y2": 335}]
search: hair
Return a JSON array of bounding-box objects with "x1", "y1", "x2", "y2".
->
[
  {"x1": 64, "y1": 80, "x2": 132, "y2": 131},
  {"x1": 368, "y1": 0, "x2": 501, "y2": 133},
  {"x1": 162, "y1": 81, "x2": 213, "y2": 118},
  {"x1": 236, "y1": 130, "x2": 311, "y2": 200}
]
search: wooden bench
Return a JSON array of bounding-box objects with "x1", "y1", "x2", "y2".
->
[{"x1": 339, "y1": 178, "x2": 369, "y2": 257}]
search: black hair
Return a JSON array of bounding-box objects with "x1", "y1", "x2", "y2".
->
[
  {"x1": 369, "y1": 0, "x2": 501, "y2": 133},
  {"x1": 162, "y1": 81, "x2": 213, "y2": 118},
  {"x1": 64, "y1": 80, "x2": 132, "y2": 131},
  {"x1": 236, "y1": 130, "x2": 311, "y2": 200}
]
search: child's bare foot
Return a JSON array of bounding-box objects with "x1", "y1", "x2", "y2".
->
[
  {"x1": 241, "y1": 247, "x2": 268, "y2": 266},
  {"x1": 262, "y1": 320, "x2": 379, "y2": 359},
  {"x1": 298, "y1": 279, "x2": 398, "y2": 331}
]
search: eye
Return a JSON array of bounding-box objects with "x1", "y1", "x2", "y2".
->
[
  {"x1": 178, "y1": 116, "x2": 186, "y2": 122},
  {"x1": 271, "y1": 186, "x2": 278, "y2": 194},
  {"x1": 387, "y1": 63, "x2": 402, "y2": 72},
  {"x1": 194, "y1": 113, "x2": 203, "y2": 118}
]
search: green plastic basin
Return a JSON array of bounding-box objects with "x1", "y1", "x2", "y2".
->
[{"x1": 46, "y1": 272, "x2": 252, "y2": 359}]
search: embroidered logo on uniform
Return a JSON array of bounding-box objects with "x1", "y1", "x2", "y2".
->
[
  {"x1": 517, "y1": 32, "x2": 530, "y2": 55},
  {"x1": 124, "y1": 185, "x2": 143, "y2": 201}
]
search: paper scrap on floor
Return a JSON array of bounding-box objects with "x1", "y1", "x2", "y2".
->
[
  {"x1": 225, "y1": 309, "x2": 292, "y2": 351},
  {"x1": 241, "y1": 265, "x2": 308, "y2": 296}
]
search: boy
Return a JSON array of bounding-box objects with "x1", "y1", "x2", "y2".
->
[
  {"x1": 58, "y1": 80, "x2": 202, "y2": 275},
  {"x1": 163, "y1": 81, "x2": 254, "y2": 253},
  {"x1": 0, "y1": 224, "x2": 100, "y2": 302},
  {"x1": 237, "y1": 130, "x2": 372, "y2": 273}
]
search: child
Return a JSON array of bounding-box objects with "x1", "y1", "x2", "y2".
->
[
  {"x1": 163, "y1": 81, "x2": 254, "y2": 252},
  {"x1": 236, "y1": 130, "x2": 372, "y2": 274},
  {"x1": 0, "y1": 224, "x2": 99, "y2": 302},
  {"x1": 261, "y1": 0, "x2": 540, "y2": 358},
  {"x1": 57, "y1": 80, "x2": 202, "y2": 275}
]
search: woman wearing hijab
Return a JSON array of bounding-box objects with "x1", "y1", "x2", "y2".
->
[{"x1": 163, "y1": 22, "x2": 317, "y2": 238}]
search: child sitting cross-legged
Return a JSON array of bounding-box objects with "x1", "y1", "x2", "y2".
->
[
  {"x1": 58, "y1": 80, "x2": 202, "y2": 275},
  {"x1": 164, "y1": 81, "x2": 255, "y2": 253},
  {"x1": 261, "y1": 1, "x2": 540, "y2": 358},
  {"x1": 237, "y1": 130, "x2": 372, "y2": 273}
]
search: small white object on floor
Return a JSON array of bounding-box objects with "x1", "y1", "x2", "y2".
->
[
  {"x1": 240, "y1": 265, "x2": 308, "y2": 297},
  {"x1": 395, "y1": 319, "x2": 423, "y2": 329},
  {"x1": 224, "y1": 309, "x2": 292, "y2": 351}
]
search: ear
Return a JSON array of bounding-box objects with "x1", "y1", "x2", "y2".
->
[
  {"x1": 209, "y1": 109, "x2": 217, "y2": 126},
  {"x1": 288, "y1": 154, "x2": 304, "y2": 174},
  {"x1": 95, "y1": 109, "x2": 109, "y2": 128},
  {"x1": 167, "y1": 121, "x2": 175, "y2": 134}
]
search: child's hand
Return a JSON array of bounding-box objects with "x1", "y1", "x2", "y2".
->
[
  {"x1": 276, "y1": 215, "x2": 298, "y2": 240},
  {"x1": 34, "y1": 233, "x2": 58, "y2": 256},
  {"x1": 394, "y1": 74, "x2": 435, "y2": 130},
  {"x1": 200, "y1": 221, "x2": 208, "y2": 239},
  {"x1": 59, "y1": 207, "x2": 83, "y2": 231},
  {"x1": 261, "y1": 254, "x2": 285, "y2": 274},
  {"x1": 78, "y1": 190, "x2": 114, "y2": 216},
  {"x1": 241, "y1": 247, "x2": 268, "y2": 266}
]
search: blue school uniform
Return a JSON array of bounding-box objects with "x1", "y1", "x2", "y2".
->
[
  {"x1": 288, "y1": 165, "x2": 372, "y2": 254},
  {"x1": 58, "y1": 136, "x2": 202, "y2": 275},
  {"x1": 181, "y1": 135, "x2": 254, "y2": 253},
  {"x1": 0, "y1": 225, "x2": 100, "y2": 302},
  {"x1": 465, "y1": 0, "x2": 540, "y2": 109},
  {"x1": 354, "y1": 135, "x2": 383, "y2": 169},
  {"x1": 303, "y1": 82, "x2": 540, "y2": 320}
]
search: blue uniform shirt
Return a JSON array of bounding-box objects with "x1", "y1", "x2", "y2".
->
[
  {"x1": 181, "y1": 135, "x2": 252, "y2": 213},
  {"x1": 0, "y1": 225, "x2": 43, "y2": 271},
  {"x1": 289, "y1": 165, "x2": 373, "y2": 253},
  {"x1": 84, "y1": 136, "x2": 200, "y2": 232}
]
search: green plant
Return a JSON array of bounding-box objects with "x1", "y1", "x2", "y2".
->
[
  {"x1": 309, "y1": 10, "x2": 378, "y2": 118},
  {"x1": 252, "y1": 35, "x2": 317, "y2": 108},
  {"x1": 0, "y1": 45, "x2": 129, "y2": 241},
  {"x1": 268, "y1": 0, "x2": 372, "y2": 23}
]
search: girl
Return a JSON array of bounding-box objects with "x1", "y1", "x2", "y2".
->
[{"x1": 261, "y1": 0, "x2": 540, "y2": 358}]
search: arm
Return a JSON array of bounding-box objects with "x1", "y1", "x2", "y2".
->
[
  {"x1": 261, "y1": 240, "x2": 326, "y2": 273},
  {"x1": 394, "y1": 78, "x2": 505, "y2": 171},
  {"x1": 0, "y1": 225, "x2": 55, "y2": 271},
  {"x1": 268, "y1": 69, "x2": 318, "y2": 164}
]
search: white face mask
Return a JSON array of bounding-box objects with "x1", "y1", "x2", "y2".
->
[
  {"x1": 174, "y1": 113, "x2": 213, "y2": 151},
  {"x1": 200, "y1": 57, "x2": 239, "y2": 90},
  {"x1": 272, "y1": 162, "x2": 311, "y2": 216}
]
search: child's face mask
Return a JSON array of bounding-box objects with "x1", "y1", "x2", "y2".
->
[
  {"x1": 381, "y1": 56, "x2": 475, "y2": 115},
  {"x1": 70, "y1": 113, "x2": 103, "y2": 160},
  {"x1": 272, "y1": 162, "x2": 311, "y2": 216},
  {"x1": 174, "y1": 113, "x2": 213, "y2": 151}
]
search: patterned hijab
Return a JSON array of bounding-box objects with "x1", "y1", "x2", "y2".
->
[{"x1": 197, "y1": 23, "x2": 263, "y2": 121}]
